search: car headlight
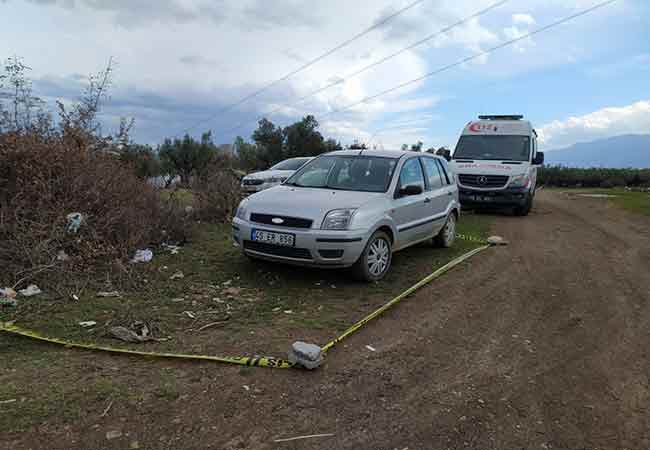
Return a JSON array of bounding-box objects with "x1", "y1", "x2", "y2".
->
[
  {"x1": 508, "y1": 174, "x2": 530, "y2": 188},
  {"x1": 235, "y1": 200, "x2": 248, "y2": 220},
  {"x1": 265, "y1": 177, "x2": 287, "y2": 183},
  {"x1": 322, "y1": 209, "x2": 357, "y2": 230}
]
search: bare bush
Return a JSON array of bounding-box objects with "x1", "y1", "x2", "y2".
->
[
  {"x1": 0, "y1": 57, "x2": 188, "y2": 290},
  {"x1": 0, "y1": 132, "x2": 188, "y2": 287},
  {"x1": 191, "y1": 163, "x2": 242, "y2": 222}
]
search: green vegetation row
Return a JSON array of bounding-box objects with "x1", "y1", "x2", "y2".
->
[{"x1": 539, "y1": 166, "x2": 650, "y2": 188}]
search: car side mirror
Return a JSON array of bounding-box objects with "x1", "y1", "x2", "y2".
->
[
  {"x1": 533, "y1": 151, "x2": 544, "y2": 165},
  {"x1": 399, "y1": 184, "x2": 423, "y2": 196}
]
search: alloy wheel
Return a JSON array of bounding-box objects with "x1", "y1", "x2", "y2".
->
[{"x1": 367, "y1": 237, "x2": 390, "y2": 277}]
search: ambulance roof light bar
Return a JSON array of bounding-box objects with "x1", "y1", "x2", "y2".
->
[{"x1": 478, "y1": 115, "x2": 524, "y2": 121}]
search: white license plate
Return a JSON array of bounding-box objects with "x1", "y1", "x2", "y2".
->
[{"x1": 251, "y1": 229, "x2": 295, "y2": 247}]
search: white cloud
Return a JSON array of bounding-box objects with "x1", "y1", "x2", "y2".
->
[
  {"x1": 0, "y1": 0, "x2": 630, "y2": 145},
  {"x1": 538, "y1": 100, "x2": 650, "y2": 150},
  {"x1": 512, "y1": 13, "x2": 536, "y2": 25}
]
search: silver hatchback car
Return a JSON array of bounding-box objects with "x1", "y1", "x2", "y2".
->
[{"x1": 232, "y1": 149, "x2": 459, "y2": 281}]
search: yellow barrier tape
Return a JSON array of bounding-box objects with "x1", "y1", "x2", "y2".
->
[
  {"x1": 0, "y1": 323, "x2": 295, "y2": 369},
  {"x1": 0, "y1": 244, "x2": 490, "y2": 369},
  {"x1": 456, "y1": 233, "x2": 489, "y2": 244},
  {"x1": 321, "y1": 244, "x2": 490, "y2": 354}
]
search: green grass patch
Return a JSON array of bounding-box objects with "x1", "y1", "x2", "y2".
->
[
  {"x1": 555, "y1": 188, "x2": 650, "y2": 216},
  {"x1": 0, "y1": 213, "x2": 491, "y2": 434},
  {"x1": 1, "y1": 214, "x2": 491, "y2": 355}
]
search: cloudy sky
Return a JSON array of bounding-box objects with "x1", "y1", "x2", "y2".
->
[{"x1": 1, "y1": 0, "x2": 648, "y2": 150}]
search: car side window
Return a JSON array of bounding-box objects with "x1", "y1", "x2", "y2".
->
[
  {"x1": 436, "y1": 159, "x2": 452, "y2": 184},
  {"x1": 421, "y1": 157, "x2": 444, "y2": 190},
  {"x1": 398, "y1": 158, "x2": 425, "y2": 191}
]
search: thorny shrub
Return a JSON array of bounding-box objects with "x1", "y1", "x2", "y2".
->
[
  {"x1": 190, "y1": 161, "x2": 242, "y2": 223},
  {"x1": 0, "y1": 131, "x2": 189, "y2": 290}
]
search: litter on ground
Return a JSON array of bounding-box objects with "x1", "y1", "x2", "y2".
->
[
  {"x1": 66, "y1": 212, "x2": 84, "y2": 233},
  {"x1": 18, "y1": 284, "x2": 42, "y2": 297},
  {"x1": 97, "y1": 291, "x2": 120, "y2": 298},
  {"x1": 130, "y1": 249, "x2": 153, "y2": 263},
  {"x1": 79, "y1": 321, "x2": 97, "y2": 328}
]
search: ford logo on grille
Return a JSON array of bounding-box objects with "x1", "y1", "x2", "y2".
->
[
  {"x1": 271, "y1": 217, "x2": 284, "y2": 224},
  {"x1": 478, "y1": 176, "x2": 488, "y2": 185}
]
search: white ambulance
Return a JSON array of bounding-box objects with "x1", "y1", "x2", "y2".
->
[{"x1": 449, "y1": 115, "x2": 544, "y2": 216}]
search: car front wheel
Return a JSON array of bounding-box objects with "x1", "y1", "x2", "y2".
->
[
  {"x1": 434, "y1": 213, "x2": 456, "y2": 248},
  {"x1": 352, "y1": 230, "x2": 392, "y2": 282}
]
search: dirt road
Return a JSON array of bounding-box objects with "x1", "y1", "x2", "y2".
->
[{"x1": 3, "y1": 190, "x2": 649, "y2": 450}]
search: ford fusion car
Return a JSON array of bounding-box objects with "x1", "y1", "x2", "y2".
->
[
  {"x1": 240, "y1": 157, "x2": 312, "y2": 194},
  {"x1": 232, "y1": 149, "x2": 459, "y2": 281}
]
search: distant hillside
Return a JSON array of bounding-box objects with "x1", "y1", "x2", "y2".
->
[{"x1": 544, "y1": 134, "x2": 650, "y2": 168}]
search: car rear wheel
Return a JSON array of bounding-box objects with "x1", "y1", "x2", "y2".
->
[
  {"x1": 352, "y1": 231, "x2": 392, "y2": 282},
  {"x1": 434, "y1": 213, "x2": 456, "y2": 248}
]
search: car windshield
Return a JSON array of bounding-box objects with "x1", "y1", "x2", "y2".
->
[
  {"x1": 270, "y1": 158, "x2": 311, "y2": 171},
  {"x1": 453, "y1": 135, "x2": 531, "y2": 161},
  {"x1": 285, "y1": 155, "x2": 397, "y2": 193}
]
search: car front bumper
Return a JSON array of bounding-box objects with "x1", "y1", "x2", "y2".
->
[
  {"x1": 231, "y1": 217, "x2": 368, "y2": 268},
  {"x1": 459, "y1": 186, "x2": 530, "y2": 207}
]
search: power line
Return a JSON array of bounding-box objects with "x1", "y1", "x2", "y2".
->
[
  {"x1": 219, "y1": 0, "x2": 509, "y2": 136},
  {"x1": 321, "y1": 0, "x2": 617, "y2": 121},
  {"x1": 177, "y1": 0, "x2": 427, "y2": 137}
]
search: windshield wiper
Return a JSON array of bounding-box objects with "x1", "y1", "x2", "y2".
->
[{"x1": 284, "y1": 182, "x2": 305, "y2": 187}]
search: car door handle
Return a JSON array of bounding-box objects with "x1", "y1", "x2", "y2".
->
[{"x1": 424, "y1": 197, "x2": 432, "y2": 203}]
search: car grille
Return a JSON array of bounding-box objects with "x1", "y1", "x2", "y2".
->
[
  {"x1": 458, "y1": 174, "x2": 509, "y2": 188},
  {"x1": 243, "y1": 241, "x2": 312, "y2": 260},
  {"x1": 250, "y1": 213, "x2": 313, "y2": 229},
  {"x1": 242, "y1": 179, "x2": 264, "y2": 186}
]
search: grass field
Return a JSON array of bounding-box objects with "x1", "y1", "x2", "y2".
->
[
  {"x1": 556, "y1": 188, "x2": 650, "y2": 216},
  {"x1": 0, "y1": 213, "x2": 491, "y2": 432}
]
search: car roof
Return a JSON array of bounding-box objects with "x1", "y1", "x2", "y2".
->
[{"x1": 325, "y1": 149, "x2": 439, "y2": 159}]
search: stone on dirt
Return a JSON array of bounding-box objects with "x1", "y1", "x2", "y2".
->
[
  {"x1": 288, "y1": 341, "x2": 323, "y2": 370},
  {"x1": 487, "y1": 235, "x2": 508, "y2": 246},
  {"x1": 109, "y1": 326, "x2": 149, "y2": 343},
  {"x1": 106, "y1": 430, "x2": 123, "y2": 440}
]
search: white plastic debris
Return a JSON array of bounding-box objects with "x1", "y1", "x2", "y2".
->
[
  {"x1": 170, "y1": 271, "x2": 184, "y2": 280},
  {"x1": 162, "y1": 244, "x2": 181, "y2": 255},
  {"x1": 365, "y1": 345, "x2": 376, "y2": 352},
  {"x1": 288, "y1": 341, "x2": 323, "y2": 370},
  {"x1": 97, "y1": 291, "x2": 120, "y2": 298},
  {"x1": 131, "y1": 249, "x2": 153, "y2": 263},
  {"x1": 79, "y1": 321, "x2": 97, "y2": 328},
  {"x1": 56, "y1": 250, "x2": 70, "y2": 261},
  {"x1": 18, "y1": 284, "x2": 42, "y2": 297},
  {"x1": 66, "y1": 212, "x2": 84, "y2": 234}
]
